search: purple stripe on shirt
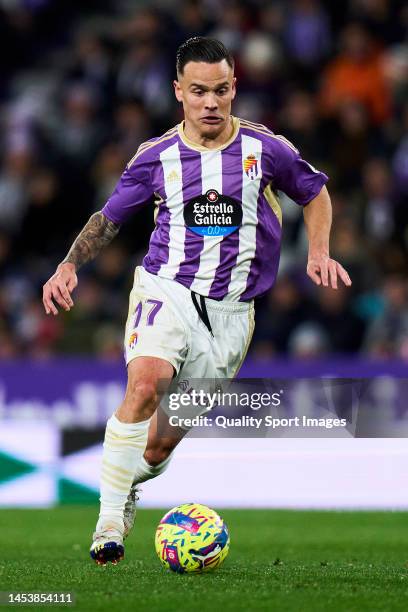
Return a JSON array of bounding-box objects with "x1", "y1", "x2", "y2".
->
[
  {"x1": 209, "y1": 134, "x2": 243, "y2": 299},
  {"x1": 240, "y1": 176, "x2": 282, "y2": 301},
  {"x1": 173, "y1": 141, "x2": 203, "y2": 288},
  {"x1": 142, "y1": 159, "x2": 169, "y2": 275}
]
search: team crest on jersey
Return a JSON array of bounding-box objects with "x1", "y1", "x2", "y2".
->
[
  {"x1": 128, "y1": 332, "x2": 138, "y2": 349},
  {"x1": 243, "y1": 154, "x2": 260, "y2": 180}
]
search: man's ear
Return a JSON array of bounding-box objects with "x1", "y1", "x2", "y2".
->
[
  {"x1": 173, "y1": 80, "x2": 183, "y2": 102},
  {"x1": 231, "y1": 77, "x2": 237, "y2": 101}
]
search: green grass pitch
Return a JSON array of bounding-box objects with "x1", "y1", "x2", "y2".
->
[{"x1": 1, "y1": 507, "x2": 408, "y2": 611}]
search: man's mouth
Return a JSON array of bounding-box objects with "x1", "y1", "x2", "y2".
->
[{"x1": 201, "y1": 116, "x2": 223, "y2": 124}]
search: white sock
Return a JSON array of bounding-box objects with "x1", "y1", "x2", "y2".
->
[
  {"x1": 97, "y1": 414, "x2": 150, "y2": 529},
  {"x1": 133, "y1": 453, "x2": 173, "y2": 484}
]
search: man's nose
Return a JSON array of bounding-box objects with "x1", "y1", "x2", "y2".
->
[{"x1": 204, "y1": 93, "x2": 218, "y2": 110}]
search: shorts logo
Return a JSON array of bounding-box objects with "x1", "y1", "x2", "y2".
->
[
  {"x1": 184, "y1": 189, "x2": 242, "y2": 237},
  {"x1": 243, "y1": 154, "x2": 260, "y2": 180},
  {"x1": 178, "y1": 379, "x2": 190, "y2": 392},
  {"x1": 128, "y1": 332, "x2": 138, "y2": 349}
]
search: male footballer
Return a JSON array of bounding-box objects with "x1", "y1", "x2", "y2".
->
[{"x1": 42, "y1": 37, "x2": 351, "y2": 565}]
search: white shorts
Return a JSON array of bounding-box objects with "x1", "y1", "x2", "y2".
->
[{"x1": 124, "y1": 266, "x2": 255, "y2": 382}]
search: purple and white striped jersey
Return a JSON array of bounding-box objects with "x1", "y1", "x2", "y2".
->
[{"x1": 102, "y1": 116, "x2": 328, "y2": 301}]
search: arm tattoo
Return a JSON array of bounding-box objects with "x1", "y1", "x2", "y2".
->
[{"x1": 62, "y1": 212, "x2": 120, "y2": 271}]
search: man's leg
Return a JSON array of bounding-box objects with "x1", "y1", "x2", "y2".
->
[
  {"x1": 132, "y1": 409, "x2": 187, "y2": 484},
  {"x1": 91, "y1": 356, "x2": 173, "y2": 565},
  {"x1": 115, "y1": 405, "x2": 188, "y2": 545}
]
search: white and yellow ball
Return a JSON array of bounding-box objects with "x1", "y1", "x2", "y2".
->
[{"x1": 155, "y1": 503, "x2": 230, "y2": 573}]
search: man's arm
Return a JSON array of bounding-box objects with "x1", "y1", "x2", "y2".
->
[
  {"x1": 303, "y1": 186, "x2": 351, "y2": 289},
  {"x1": 62, "y1": 210, "x2": 120, "y2": 270},
  {"x1": 42, "y1": 211, "x2": 120, "y2": 315}
]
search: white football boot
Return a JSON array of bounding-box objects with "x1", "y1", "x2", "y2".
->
[
  {"x1": 90, "y1": 519, "x2": 124, "y2": 566},
  {"x1": 123, "y1": 485, "x2": 141, "y2": 539}
]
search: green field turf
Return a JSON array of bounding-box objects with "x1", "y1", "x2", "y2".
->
[{"x1": 1, "y1": 507, "x2": 408, "y2": 611}]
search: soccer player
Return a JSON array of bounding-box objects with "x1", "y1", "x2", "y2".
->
[{"x1": 42, "y1": 37, "x2": 351, "y2": 565}]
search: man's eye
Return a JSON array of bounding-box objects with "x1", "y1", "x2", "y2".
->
[
  {"x1": 194, "y1": 90, "x2": 204, "y2": 95},
  {"x1": 217, "y1": 89, "x2": 228, "y2": 95}
]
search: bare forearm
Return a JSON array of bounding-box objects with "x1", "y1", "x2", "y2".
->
[
  {"x1": 62, "y1": 211, "x2": 120, "y2": 271},
  {"x1": 303, "y1": 186, "x2": 332, "y2": 257},
  {"x1": 303, "y1": 186, "x2": 351, "y2": 288}
]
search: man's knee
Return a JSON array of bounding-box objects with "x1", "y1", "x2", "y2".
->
[
  {"x1": 120, "y1": 379, "x2": 159, "y2": 421},
  {"x1": 119, "y1": 357, "x2": 174, "y2": 423},
  {"x1": 127, "y1": 379, "x2": 158, "y2": 405}
]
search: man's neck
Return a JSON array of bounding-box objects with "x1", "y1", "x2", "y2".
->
[{"x1": 183, "y1": 116, "x2": 234, "y2": 150}]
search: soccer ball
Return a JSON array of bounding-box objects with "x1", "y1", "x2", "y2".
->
[{"x1": 155, "y1": 503, "x2": 230, "y2": 573}]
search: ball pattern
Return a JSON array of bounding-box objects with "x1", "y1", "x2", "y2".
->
[{"x1": 155, "y1": 503, "x2": 230, "y2": 573}]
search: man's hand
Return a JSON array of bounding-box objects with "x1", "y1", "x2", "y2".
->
[
  {"x1": 307, "y1": 254, "x2": 352, "y2": 289},
  {"x1": 43, "y1": 262, "x2": 78, "y2": 315},
  {"x1": 42, "y1": 211, "x2": 120, "y2": 315}
]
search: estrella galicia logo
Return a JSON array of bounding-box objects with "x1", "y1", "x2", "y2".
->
[{"x1": 184, "y1": 189, "x2": 242, "y2": 237}]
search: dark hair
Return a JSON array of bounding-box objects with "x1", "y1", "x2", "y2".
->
[{"x1": 176, "y1": 36, "x2": 234, "y2": 75}]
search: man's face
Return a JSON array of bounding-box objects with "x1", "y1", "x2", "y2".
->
[{"x1": 174, "y1": 60, "x2": 236, "y2": 139}]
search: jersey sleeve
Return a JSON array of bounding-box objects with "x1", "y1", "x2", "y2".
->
[
  {"x1": 101, "y1": 154, "x2": 154, "y2": 224},
  {"x1": 267, "y1": 135, "x2": 328, "y2": 206}
]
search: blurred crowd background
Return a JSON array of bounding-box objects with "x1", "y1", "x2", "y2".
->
[{"x1": 0, "y1": 0, "x2": 407, "y2": 361}]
